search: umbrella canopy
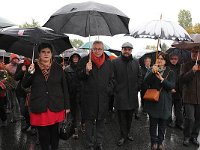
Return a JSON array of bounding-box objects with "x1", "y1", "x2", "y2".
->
[
  {"x1": 79, "y1": 41, "x2": 110, "y2": 50},
  {"x1": 61, "y1": 48, "x2": 89, "y2": 58},
  {"x1": 0, "y1": 17, "x2": 15, "y2": 28},
  {"x1": 166, "y1": 47, "x2": 191, "y2": 64},
  {"x1": 0, "y1": 27, "x2": 72, "y2": 58},
  {"x1": 104, "y1": 50, "x2": 117, "y2": 60},
  {"x1": 43, "y1": 1, "x2": 130, "y2": 37},
  {"x1": 130, "y1": 19, "x2": 192, "y2": 41},
  {"x1": 139, "y1": 50, "x2": 161, "y2": 68},
  {"x1": 172, "y1": 34, "x2": 200, "y2": 50}
]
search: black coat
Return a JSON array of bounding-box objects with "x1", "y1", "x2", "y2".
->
[
  {"x1": 77, "y1": 55, "x2": 114, "y2": 120},
  {"x1": 112, "y1": 55, "x2": 142, "y2": 110},
  {"x1": 22, "y1": 62, "x2": 70, "y2": 113}
]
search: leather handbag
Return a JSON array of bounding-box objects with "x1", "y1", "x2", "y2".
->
[
  {"x1": 143, "y1": 70, "x2": 171, "y2": 102},
  {"x1": 59, "y1": 112, "x2": 74, "y2": 140},
  {"x1": 143, "y1": 89, "x2": 161, "y2": 102}
]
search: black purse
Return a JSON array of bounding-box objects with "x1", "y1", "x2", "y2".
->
[{"x1": 59, "y1": 112, "x2": 74, "y2": 140}]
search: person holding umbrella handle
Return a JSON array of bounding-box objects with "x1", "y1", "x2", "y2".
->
[{"x1": 22, "y1": 43, "x2": 70, "y2": 150}]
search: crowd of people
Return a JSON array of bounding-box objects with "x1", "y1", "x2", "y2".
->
[{"x1": 0, "y1": 41, "x2": 199, "y2": 150}]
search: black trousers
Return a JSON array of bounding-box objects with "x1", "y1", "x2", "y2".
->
[
  {"x1": 0, "y1": 97, "x2": 7, "y2": 122},
  {"x1": 37, "y1": 123, "x2": 59, "y2": 150},
  {"x1": 149, "y1": 116, "x2": 167, "y2": 145},
  {"x1": 183, "y1": 104, "x2": 200, "y2": 139},
  {"x1": 117, "y1": 109, "x2": 134, "y2": 139},
  {"x1": 169, "y1": 97, "x2": 184, "y2": 126},
  {"x1": 85, "y1": 119, "x2": 105, "y2": 148}
]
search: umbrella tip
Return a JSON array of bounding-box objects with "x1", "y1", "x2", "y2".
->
[{"x1": 160, "y1": 14, "x2": 162, "y2": 20}]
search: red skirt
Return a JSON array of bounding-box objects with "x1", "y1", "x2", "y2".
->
[{"x1": 30, "y1": 108, "x2": 65, "y2": 126}]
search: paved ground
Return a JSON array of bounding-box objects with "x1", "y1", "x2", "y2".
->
[{"x1": 0, "y1": 111, "x2": 199, "y2": 150}]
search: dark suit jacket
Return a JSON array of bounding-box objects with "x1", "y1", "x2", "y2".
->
[{"x1": 22, "y1": 61, "x2": 70, "y2": 113}]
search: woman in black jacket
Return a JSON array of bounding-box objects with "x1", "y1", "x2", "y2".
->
[
  {"x1": 144, "y1": 52, "x2": 175, "y2": 150},
  {"x1": 22, "y1": 43, "x2": 70, "y2": 150}
]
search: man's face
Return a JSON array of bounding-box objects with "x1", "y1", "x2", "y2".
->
[
  {"x1": 121, "y1": 47, "x2": 132, "y2": 57},
  {"x1": 191, "y1": 47, "x2": 200, "y2": 61},
  {"x1": 144, "y1": 58, "x2": 151, "y2": 68},
  {"x1": 170, "y1": 55, "x2": 179, "y2": 65},
  {"x1": 92, "y1": 43, "x2": 104, "y2": 57}
]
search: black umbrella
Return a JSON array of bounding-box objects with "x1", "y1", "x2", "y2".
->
[
  {"x1": 43, "y1": 1, "x2": 129, "y2": 37},
  {"x1": 0, "y1": 17, "x2": 15, "y2": 28},
  {"x1": 0, "y1": 27, "x2": 72, "y2": 60},
  {"x1": 166, "y1": 47, "x2": 191, "y2": 64},
  {"x1": 139, "y1": 50, "x2": 161, "y2": 68}
]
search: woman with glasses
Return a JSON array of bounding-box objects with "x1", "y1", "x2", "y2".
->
[{"x1": 144, "y1": 52, "x2": 175, "y2": 150}]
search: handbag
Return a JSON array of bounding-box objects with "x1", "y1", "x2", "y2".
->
[
  {"x1": 143, "y1": 70, "x2": 171, "y2": 102},
  {"x1": 143, "y1": 88, "x2": 161, "y2": 102},
  {"x1": 59, "y1": 112, "x2": 74, "y2": 140}
]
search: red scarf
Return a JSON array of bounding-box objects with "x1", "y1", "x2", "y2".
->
[{"x1": 91, "y1": 52, "x2": 105, "y2": 68}]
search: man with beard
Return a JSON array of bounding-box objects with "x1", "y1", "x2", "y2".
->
[
  {"x1": 112, "y1": 42, "x2": 142, "y2": 146},
  {"x1": 64, "y1": 53, "x2": 82, "y2": 139}
]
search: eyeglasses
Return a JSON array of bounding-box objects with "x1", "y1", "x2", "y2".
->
[{"x1": 92, "y1": 48, "x2": 103, "y2": 51}]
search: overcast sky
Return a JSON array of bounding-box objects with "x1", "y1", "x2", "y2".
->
[{"x1": 1, "y1": 0, "x2": 199, "y2": 52}]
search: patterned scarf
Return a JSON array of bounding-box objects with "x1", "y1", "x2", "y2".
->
[
  {"x1": 91, "y1": 52, "x2": 105, "y2": 68},
  {"x1": 38, "y1": 61, "x2": 51, "y2": 81}
]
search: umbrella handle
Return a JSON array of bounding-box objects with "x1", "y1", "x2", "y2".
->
[
  {"x1": 31, "y1": 44, "x2": 36, "y2": 64},
  {"x1": 196, "y1": 51, "x2": 199, "y2": 65},
  {"x1": 155, "y1": 38, "x2": 160, "y2": 64}
]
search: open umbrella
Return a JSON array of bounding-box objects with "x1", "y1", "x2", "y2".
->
[
  {"x1": 130, "y1": 15, "x2": 192, "y2": 63},
  {"x1": 43, "y1": 1, "x2": 129, "y2": 37},
  {"x1": 0, "y1": 17, "x2": 15, "y2": 28},
  {"x1": 62, "y1": 48, "x2": 89, "y2": 58},
  {"x1": 166, "y1": 47, "x2": 191, "y2": 64},
  {"x1": 0, "y1": 27, "x2": 72, "y2": 60},
  {"x1": 104, "y1": 50, "x2": 117, "y2": 60},
  {"x1": 80, "y1": 41, "x2": 110, "y2": 50}
]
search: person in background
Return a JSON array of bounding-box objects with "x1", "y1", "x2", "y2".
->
[
  {"x1": 14, "y1": 57, "x2": 32, "y2": 132},
  {"x1": 112, "y1": 42, "x2": 142, "y2": 146},
  {"x1": 5, "y1": 53, "x2": 20, "y2": 122},
  {"x1": 181, "y1": 46, "x2": 200, "y2": 147},
  {"x1": 140, "y1": 57, "x2": 151, "y2": 113},
  {"x1": 0, "y1": 62, "x2": 8, "y2": 127},
  {"x1": 168, "y1": 53, "x2": 184, "y2": 130},
  {"x1": 77, "y1": 40, "x2": 114, "y2": 150},
  {"x1": 22, "y1": 43, "x2": 70, "y2": 150},
  {"x1": 64, "y1": 53, "x2": 82, "y2": 139},
  {"x1": 144, "y1": 52, "x2": 175, "y2": 150}
]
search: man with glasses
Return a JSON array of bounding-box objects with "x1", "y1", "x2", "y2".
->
[
  {"x1": 180, "y1": 46, "x2": 200, "y2": 147},
  {"x1": 112, "y1": 42, "x2": 142, "y2": 146},
  {"x1": 77, "y1": 41, "x2": 114, "y2": 150},
  {"x1": 168, "y1": 53, "x2": 184, "y2": 130}
]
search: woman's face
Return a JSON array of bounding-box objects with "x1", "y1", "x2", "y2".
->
[
  {"x1": 39, "y1": 48, "x2": 52, "y2": 62},
  {"x1": 157, "y1": 55, "x2": 166, "y2": 67}
]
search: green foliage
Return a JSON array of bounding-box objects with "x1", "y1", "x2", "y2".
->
[
  {"x1": 19, "y1": 19, "x2": 40, "y2": 28},
  {"x1": 178, "y1": 9, "x2": 192, "y2": 29},
  {"x1": 146, "y1": 45, "x2": 157, "y2": 50},
  {"x1": 161, "y1": 43, "x2": 169, "y2": 52},
  {"x1": 70, "y1": 39, "x2": 84, "y2": 48}
]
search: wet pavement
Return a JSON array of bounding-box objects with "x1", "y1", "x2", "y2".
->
[{"x1": 0, "y1": 112, "x2": 199, "y2": 150}]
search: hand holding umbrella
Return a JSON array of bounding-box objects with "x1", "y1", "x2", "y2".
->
[{"x1": 86, "y1": 61, "x2": 92, "y2": 75}]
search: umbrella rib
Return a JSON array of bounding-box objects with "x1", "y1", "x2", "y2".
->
[
  {"x1": 59, "y1": 13, "x2": 76, "y2": 34},
  {"x1": 98, "y1": 12, "x2": 112, "y2": 36}
]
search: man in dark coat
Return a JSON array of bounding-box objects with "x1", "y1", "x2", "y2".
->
[
  {"x1": 112, "y1": 42, "x2": 142, "y2": 146},
  {"x1": 64, "y1": 53, "x2": 82, "y2": 139},
  {"x1": 77, "y1": 41, "x2": 114, "y2": 150},
  {"x1": 181, "y1": 47, "x2": 200, "y2": 147},
  {"x1": 168, "y1": 53, "x2": 184, "y2": 130}
]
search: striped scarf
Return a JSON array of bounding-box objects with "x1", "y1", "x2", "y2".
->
[{"x1": 38, "y1": 61, "x2": 51, "y2": 81}]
